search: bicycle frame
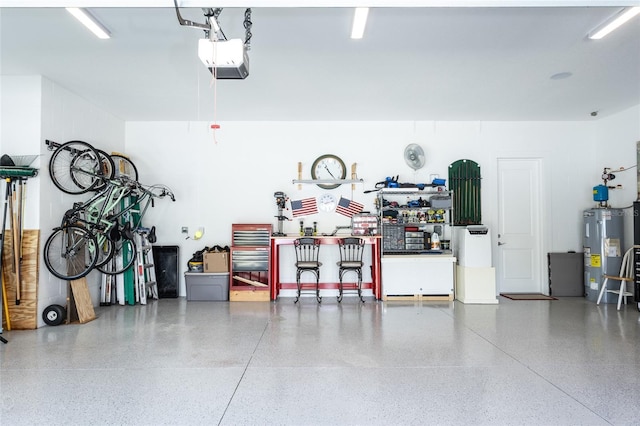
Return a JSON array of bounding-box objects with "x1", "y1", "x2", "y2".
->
[{"x1": 62, "y1": 176, "x2": 162, "y2": 247}]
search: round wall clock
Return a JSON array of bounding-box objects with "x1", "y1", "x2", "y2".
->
[
  {"x1": 311, "y1": 154, "x2": 346, "y2": 189},
  {"x1": 318, "y1": 193, "x2": 337, "y2": 212}
]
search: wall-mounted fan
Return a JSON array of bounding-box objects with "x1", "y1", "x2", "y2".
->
[{"x1": 404, "y1": 144, "x2": 425, "y2": 171}]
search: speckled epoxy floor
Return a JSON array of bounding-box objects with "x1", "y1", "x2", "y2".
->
[{"x1": 1, "y1": 296, "x2": 639, "y2": 425}]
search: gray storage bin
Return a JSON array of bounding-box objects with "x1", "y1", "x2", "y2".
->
[
  {"x1": 185, "y1": 272, "x2": 230, "y2": 301},
  {"x1": 429, "y1": 195, "x2": 452, "y2": 209}
]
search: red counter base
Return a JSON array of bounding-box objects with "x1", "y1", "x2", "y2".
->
[{"x1": 270, "y1": 235, "x2": 381, "y2": 300}]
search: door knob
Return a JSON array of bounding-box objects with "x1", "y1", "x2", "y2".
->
[{"x1": 498, "y1": 241, "x2": 506, "y2": 246}]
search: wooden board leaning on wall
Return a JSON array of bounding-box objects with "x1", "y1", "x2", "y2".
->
[{"x1": 2, "y1": 229, "x2": 39, "y2": 330}]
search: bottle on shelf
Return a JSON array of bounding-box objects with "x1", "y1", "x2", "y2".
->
[{"x1": 431, "y1": 232, "x2": 440, "y2": 250}]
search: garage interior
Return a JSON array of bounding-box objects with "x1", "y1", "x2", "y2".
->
[{"x1": 1, "y1": 1, "x2": 640, "y2": 425}]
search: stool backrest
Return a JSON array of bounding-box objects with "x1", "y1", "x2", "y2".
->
[
  {"x1": 338, "y1": 237, "x2": 365, "y2": 264},
  {"x1": 294, "y1": 237, "x2": 321, "y2": 263}
]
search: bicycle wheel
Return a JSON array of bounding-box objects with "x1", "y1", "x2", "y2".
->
[
  {"x1": 49, "y1": 141, "x2": 102, "y2": 194},
  {"x1": 44, "y1": 225, "x2": 98, "y2": 280},
  {"x1": 111, "y1": 154, "x2": 139, "y2": 182},
  {"x1": 94, "y1": 234, "x2": 114, "y2": 268},
  {"x1": 91, "y1": 149, "x2": 116, "y2": 192},
  {"x1": 97, "y1": 235, "x2": 136, "y2": 275}
]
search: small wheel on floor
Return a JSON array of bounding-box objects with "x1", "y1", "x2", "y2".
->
[{"x1": 42, "y1": 304, "x2": 67, "y2": 326}]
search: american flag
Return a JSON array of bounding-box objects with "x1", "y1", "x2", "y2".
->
[
  {"x1": 291, "y1": 197, "x2": 318, "y2": 217},
  {"x1": 336, "y1": 197, "x2": 364, "y2": 217}
]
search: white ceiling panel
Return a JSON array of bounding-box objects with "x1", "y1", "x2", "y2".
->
[{"x1": 1, "y1": 4, "x2": 639, "y2": 121}]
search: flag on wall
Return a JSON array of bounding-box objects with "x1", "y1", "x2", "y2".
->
[
  {"x1": 291, "y1": 197, "x2": 318, "y2": 217},
  {"x1": 336, "y1": 197, "x2": 364, "y2": 217}
]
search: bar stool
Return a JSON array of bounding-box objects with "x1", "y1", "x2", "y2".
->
[
  {"x1": 293, "y1": 237, "x2": 322, "y2": 303},
  {"x1": 337, "y1": 237, "x2": 365, "y2": 303}
]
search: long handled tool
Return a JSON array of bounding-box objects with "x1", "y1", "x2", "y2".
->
[
  {"x1": 1, "y1": 273, "x2": 10, "y2": 332},
  {"x1": 1, "y1": 179, "x2": 12, "y2": 337},
  {"x1": 8, "y1": 179, "x2": 21, "y2": 305},
  {"x1": 0, "y1": 158, "x2": 38, "y2": 334},
  {"x1": 19, "y1": 178, "x2": 26, "y2": 260}
]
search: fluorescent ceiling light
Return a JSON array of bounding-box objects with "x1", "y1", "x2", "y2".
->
[
  {"x1": 588, "y1": 6, "x2": 640, "y2": 40},
  {"x1": 351, "y1": 7, "x2": 369, "y2": 39},
  {"x1": 66, "y1": 7, "x2": 111, "y2": 39}
]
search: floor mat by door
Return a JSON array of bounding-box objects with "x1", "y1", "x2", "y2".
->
[{"x1": 500, "y1": 293, "x2": 557, "y2": 300}]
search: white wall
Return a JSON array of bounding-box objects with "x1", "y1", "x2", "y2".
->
[
  {"x1": 39, "y1": 77, "x2": 126, "y2": 324},
  {"x1": 1, "y1": 75, "x2": 125, "y2": 327},
  {"x1": 593, "y1": 104, "x2": 640, "y2": 248},
  {"x1": 3, "y1": 74, "x2": 638, "y2": 312},
  {"x1": 126, "y1": 119, "x2": 608, "y2": 296},
  {"x1": 0, "y1": 76, "x2": 42, "y2": 230}
]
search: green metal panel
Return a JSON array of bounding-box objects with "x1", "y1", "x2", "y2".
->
[
  {"x1": 121, "y1": 195, "x2": 144, "y2": 304},
  {"x1": 123, "y1": 240, "x2": 135, "y2": 305},
  {"x1": 448, "y1": 159, "x2": 482, "y2": 225},
  {"x1": 120, "y1": 196, "x2": 135, "y2": 304},
  {"x1": 0, "y1": 168, "x2": 38, "y2": 178}
]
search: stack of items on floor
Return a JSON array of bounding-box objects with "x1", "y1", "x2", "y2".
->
[{"x1": 185, "y1": 246, "x2": 230, "y2": 301}]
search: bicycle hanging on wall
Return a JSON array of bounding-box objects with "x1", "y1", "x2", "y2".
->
[{"x1": 43, "y1": 140, "x2": 174, "y2": 281}]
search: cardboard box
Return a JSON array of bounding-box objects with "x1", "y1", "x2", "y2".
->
[{"x1": 203, "y1": 252, "x2": 229, "y2": 273}]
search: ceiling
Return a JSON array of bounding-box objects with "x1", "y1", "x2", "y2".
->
[{"x1": 1, "y1": 2, "x2": 639, "y2": 122}]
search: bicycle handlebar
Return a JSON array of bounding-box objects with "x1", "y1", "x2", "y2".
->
[
  {"x1": 146, "y1": 185, "x2": 176, "y2": 202},
  {"x1": 125, "y1": 180, "x2": 176, "y2": 202}
]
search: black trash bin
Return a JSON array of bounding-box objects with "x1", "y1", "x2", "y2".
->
[{"x1": 153, "y1": 245, "x2": 180, "y2": 298}]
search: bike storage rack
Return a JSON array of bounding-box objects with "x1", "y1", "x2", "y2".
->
[{"x1": 41, "y1": 140, "x2": 175, "y2": 324}]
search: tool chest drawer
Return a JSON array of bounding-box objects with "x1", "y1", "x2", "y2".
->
[
  {"x1": 231, "y1": 248, "x2": 270, "y2": 271},
  {"x1": 232, "y1": 228, "x2": 271, "y2": 246}
]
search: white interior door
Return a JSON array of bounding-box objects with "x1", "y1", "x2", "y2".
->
[{"x1": 496, "y1": 158, "x2": 543, "y2": 294}]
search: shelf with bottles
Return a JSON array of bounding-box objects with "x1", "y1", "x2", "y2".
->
[
  {"x1": 381, "y1": 222, "x2": 453, "y2": 254},
  {"x1": 377, "y1": 189, "x2": 454, "y2": 255},
  {"x1": 377, "y1": 189, "x2": 451, "y2": 211}
]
